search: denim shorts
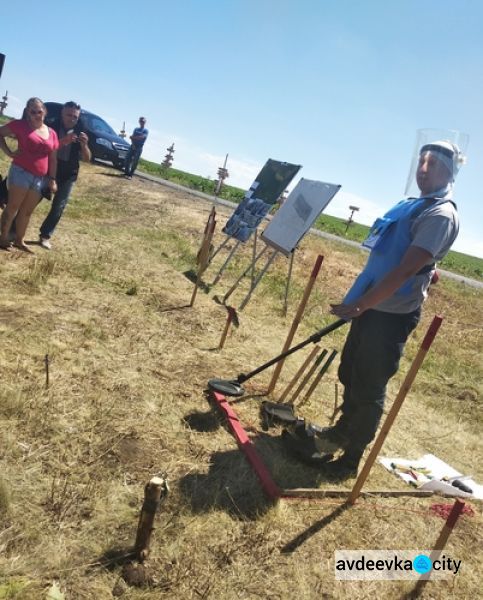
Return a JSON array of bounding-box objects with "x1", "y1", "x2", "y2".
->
[{"x1": 8, "y1": 163, "x2": 45, "y2": 193}]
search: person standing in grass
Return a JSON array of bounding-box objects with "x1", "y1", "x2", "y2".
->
[
  {"x1": 314, "y1": 138, "x2": 466, "y2": 480},
  {"x1": 124, "y1": 117, "x2": 148, "y2": 179},
  {"x1": 0, "y1": 97, "x2": 58, "y2": 253},
  {"x1": 38, "y1": 101, "x2": 91, "y2": 250}
]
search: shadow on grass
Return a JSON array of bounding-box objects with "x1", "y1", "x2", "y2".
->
[
  {"x1": 156, "y1": 303, "x2": 192, "y2": 313},
  {"x1": 87, "y1": 547, "x2": 135, "y2": 572},
  {"x1": 99, "y1": 171, "x2": 126, "y2": 178},
  {"x1": 183, "y1": 269, "x2": 211, "y2": 293},
  {"x1": 178, "y1": 431, "x2": 333, "y2": 520},
  {"x1": 280, "y1": 502, "x2": 350, "y2": 553},
  {"x1": 178, "y1": 447, "x2": 275, "y2": 520},
  {"x1": 182, "y1": 409, "x2": 221, "y2": 433}
]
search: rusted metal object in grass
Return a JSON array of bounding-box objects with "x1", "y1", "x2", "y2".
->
[{"x1": 134, "y1": 475, "x2": 169, "y2": 562}]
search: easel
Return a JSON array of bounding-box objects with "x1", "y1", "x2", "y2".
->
[{"x1": 210, "y1": 230, "x2": 297, "y2": 314}]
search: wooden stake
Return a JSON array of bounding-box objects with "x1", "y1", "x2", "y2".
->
[
  {"x1": 190, "y1": 210, "x2": 216, "y2": 306},
  {"x1": 267, "y1": 255, "x2": 324, "y2": 395},
  {"x1": 348, "y1": 315, "x2": 443, "y2": 504},
  {"x1": 329, "y1": 382, "x2": 339, "y2": 425},
  {"x1": 297, "y1": 349, "x2": 338, "y2": 408},
  {"x1": 282, "y1": 250, "x2": 295, "y2": 316},
  {"x1": 134, "y1": 476, "x2": 169, "y2": 562},
  {"x1": 281, "y1": 488, "x2": 438, "y2": 499},
  {"x1": 44, "y1": 354, "x2": 49, "y2": 388},
  {"x1": 218, "y1": 306, "x2": 237, "y2": 350},
  {"x1": 412, "y1": 499, "x2": 465, "y2": 594},
  {"x1": 289, "y1": 349, "x2": 328, "y2": 406},
  {"x1": 278, "y1": 346, "x2": 321, "y2": 403}
]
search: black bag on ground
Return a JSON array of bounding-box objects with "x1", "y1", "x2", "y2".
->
[
  {"x1": 281, "y1": 420, "x2": 334, "y2": 466},
  {"x1": 260, "y1": 401, "x2": 298, "y2": 430}
]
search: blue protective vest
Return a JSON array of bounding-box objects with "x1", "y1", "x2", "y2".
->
[{"x1": 343, "y1": 197, "x2": 450, "y2": 304}]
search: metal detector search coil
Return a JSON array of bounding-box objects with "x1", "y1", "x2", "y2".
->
[{"x1": 208, "y1": 318, "x2": 347, "y2": 397}]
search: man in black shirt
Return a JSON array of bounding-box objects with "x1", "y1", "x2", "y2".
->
[{"x1": 39, "y1": 101, "x2": 91, "y2": 249}]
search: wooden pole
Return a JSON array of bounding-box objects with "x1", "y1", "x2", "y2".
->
[
  {"x1": 222, "y1": 245, "x2": 269, "y2": 304},
  {"x1": 281, "y1": 488, "x2": 439, "y2": 499},
  {"x1": 190, "y1": 211, "x2": 216, "y2": 306},
  {"x1": 289, "y1": 349, "x2": 328, "y2": 406},
  {"x1": 44, "y1": 354, "x2": 49, "y2": 388},
  {"x1": 297, "y1": 349, "x2": 338, "y2": 408},
  {"x1": 278, "y1": 346, "x2": 321, "y2": 403},
  {"x1": 348, "y1": 315, "x2": 443, "y2": 504},
  {"x1": 218, "y1": 306, "x2": 237, "y2": 350},
  {"x1": 134, "y1": 476, "x2": 168, "y2": 562},
  {"x1": 238, "y1": 250, "x2": 279, "y2": 310},
  {"x1": 412, "y1": 499, "x2": 465, "y2": 593},
  {"x1": 282, "y1": 250, "x2": 295, "y2": 317},
  {"x1": 329, "y1": 382, "x2": 340, "y2": 425},
  {"x1": 211, "y1": 239, "x2": 241, "y2": 286},
  {"x1": 267, "y1": 255, "x2": 324, "y2": 395},
  {"x1": 207, "y1": 234, "x2": 230, "y2": 265},
  {"x1": 250, "y1": 228, "x2": 258, "y2": 290}
]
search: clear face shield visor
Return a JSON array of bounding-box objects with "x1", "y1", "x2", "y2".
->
[{"x1": 404, "y1": 129, "x2": 469, "y2": 197}]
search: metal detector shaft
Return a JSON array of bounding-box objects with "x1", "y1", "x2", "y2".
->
[{"x1": 237, "y1": 319, "x2": 347, "y2": 384}]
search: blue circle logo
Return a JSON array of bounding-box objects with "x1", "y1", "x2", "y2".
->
[{"x1": 413, "y1": 554, "x2": 432, "y2": 574}]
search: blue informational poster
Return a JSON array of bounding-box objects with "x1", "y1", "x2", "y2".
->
[{"x1": 222, "y1": 159, "x2": 301, "y2": 243}]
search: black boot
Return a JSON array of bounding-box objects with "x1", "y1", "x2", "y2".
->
[
  {"x1": 311, "y1": 424, "x2": 349, "y2": 455},
  {"x1": 320, "y1": 449, "x2": 363, "y2": 480}
]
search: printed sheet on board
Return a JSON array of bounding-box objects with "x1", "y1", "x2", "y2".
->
[{"x1": 261, "y1": 178, "x2": 341, "y2": 255}]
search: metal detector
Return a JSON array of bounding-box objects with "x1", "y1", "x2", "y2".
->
[{"x1": 208, "y1": 318, "x2": 347, "y2": 397}]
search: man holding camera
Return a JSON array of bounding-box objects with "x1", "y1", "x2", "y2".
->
[{"x1": 39, "y1": 101, "x2": 91, "y2": 250}]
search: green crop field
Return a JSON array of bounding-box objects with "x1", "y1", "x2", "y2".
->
[
  {"x1": 0, "y1": 122, "x2": 480, "y2": 282},
  {"x1": 137, "y1": 159, "x2": 483, "y2": 282}
]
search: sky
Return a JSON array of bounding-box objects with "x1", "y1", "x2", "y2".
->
[{"x1": 2, "y1": 0, "x2": 482, "y2": 257}]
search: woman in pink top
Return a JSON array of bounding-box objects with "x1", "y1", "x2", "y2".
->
[{"x1": 0, "y1": 97, "x2": 59, "y2": 252}]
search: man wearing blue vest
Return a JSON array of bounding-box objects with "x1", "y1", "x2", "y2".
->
[
  {"x1": 124, "y1": 117, "x2": 148, "y2": 179},
  {"x1": 316, "y1": 138, "x2": 466, "y2": 479}
]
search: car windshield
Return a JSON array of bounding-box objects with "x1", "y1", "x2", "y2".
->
[{"x1": 82, "y1": 113, "x2": 116, "y2": 135}]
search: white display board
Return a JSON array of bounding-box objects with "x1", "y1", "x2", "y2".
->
[{"x1": 261, "y1": 178, "x2": 341, "y2": 256}]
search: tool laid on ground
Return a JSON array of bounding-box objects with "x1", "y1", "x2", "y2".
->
[
  {"x1": 390, "y1": 463, "x2": 432, "y2": 476},
  {"x1": 208, "y1": 318, "x2": 347, "y2": 397},
  {"x1": 443, "y1": 476, "x2": 474, "y2": 494}
]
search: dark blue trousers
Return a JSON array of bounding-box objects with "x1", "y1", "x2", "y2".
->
[
  {"x1": 124, "y1": 146, "x2": 143, "y2": 176},
  {"x1": 39, "y1": 178, "x2": 75, "y2": 239},
  {"x1": 337, "y1": 308, "x2": 421, "y2": 455}
]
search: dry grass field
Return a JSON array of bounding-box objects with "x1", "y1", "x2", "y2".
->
[{"x1": 0, "y1": 159, "x2": 481, "y2": 599}]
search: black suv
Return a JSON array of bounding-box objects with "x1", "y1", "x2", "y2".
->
[{"x1": 44, "y1": 102, "x2": 131, "y2": 169}]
